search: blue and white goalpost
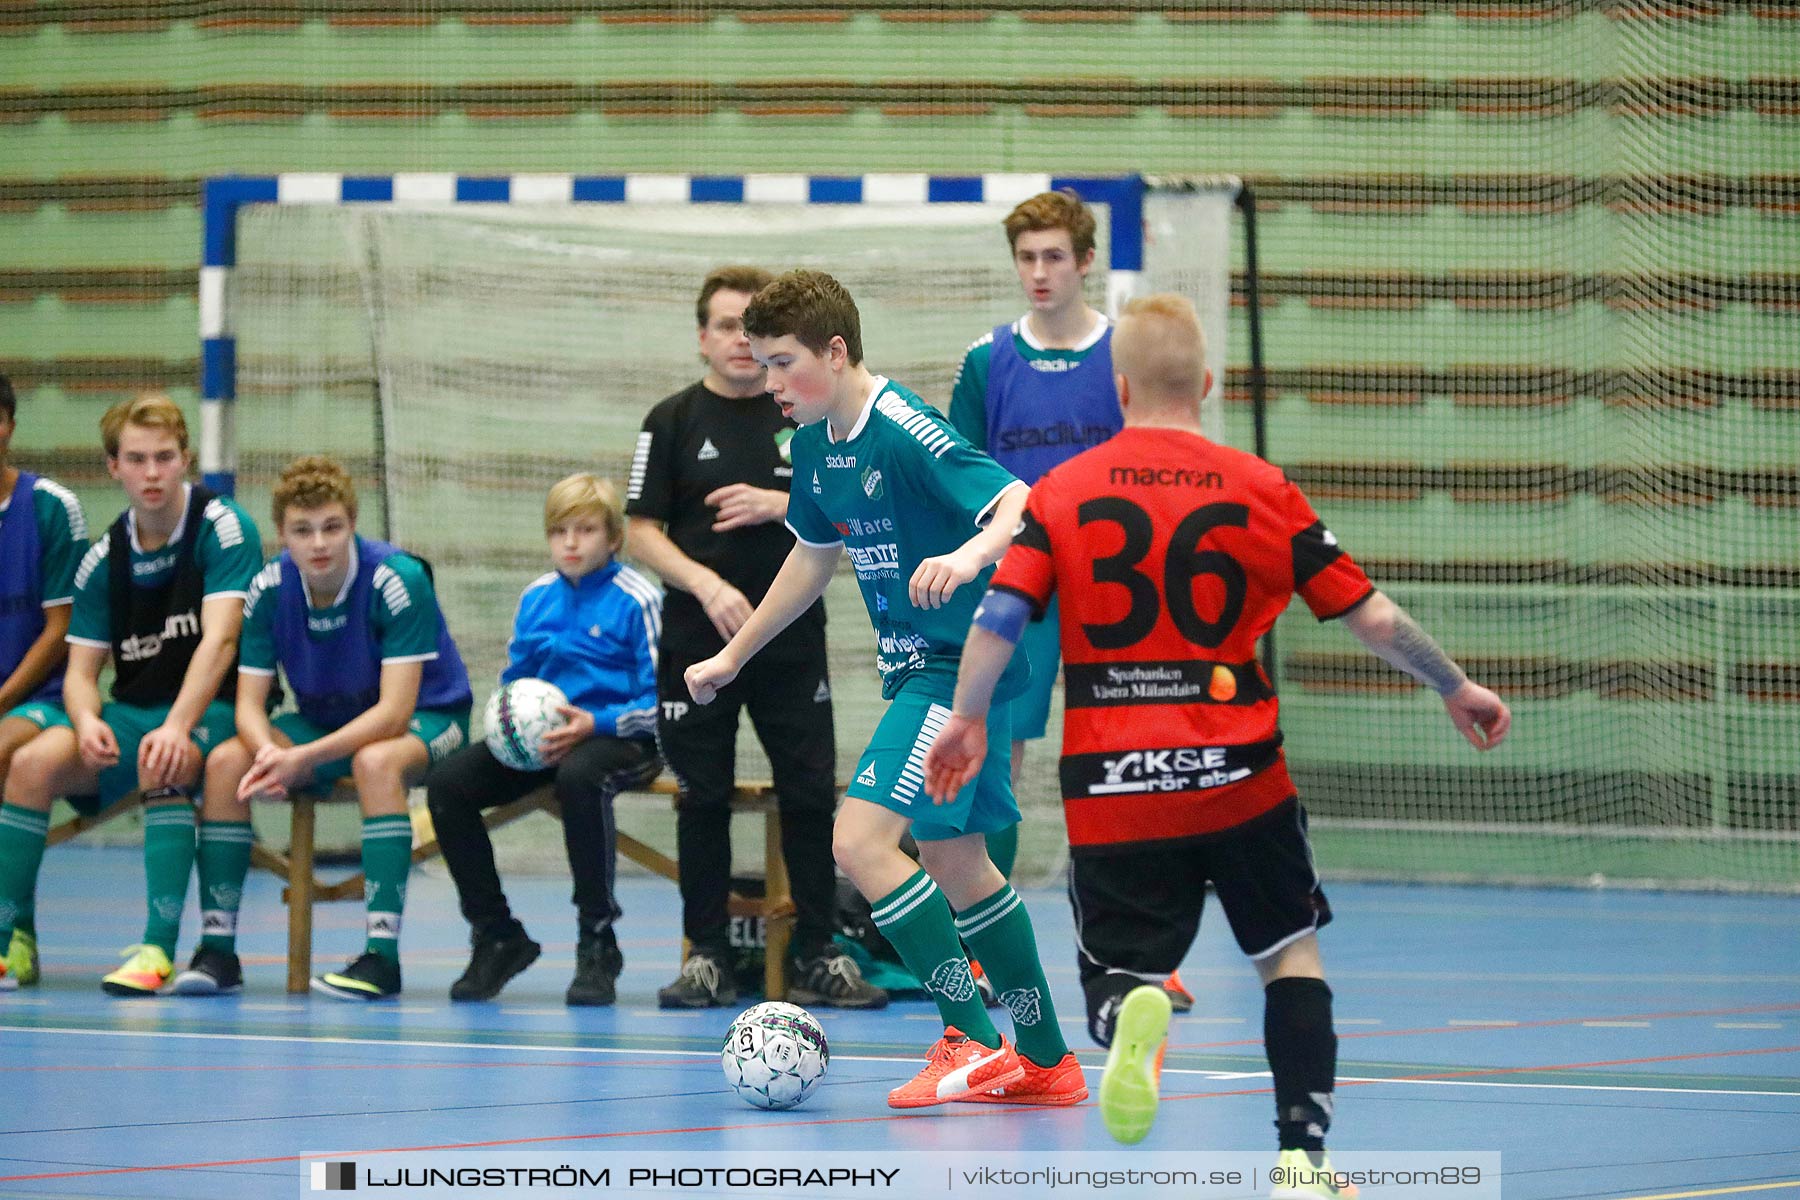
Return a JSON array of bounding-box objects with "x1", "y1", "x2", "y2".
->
[{"x1": 198, "y1": 172, "x2": 1245, "y2": 501}]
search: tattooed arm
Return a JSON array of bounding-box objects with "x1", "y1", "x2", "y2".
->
[{"x1": 1340, "y1": 591, "x2": 1512, "y2": 750}]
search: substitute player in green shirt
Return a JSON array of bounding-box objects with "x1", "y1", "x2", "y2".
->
[
  {"x1": 0, "y1": 395, "x2": 261, "y2": 995},
  {"x1": 685, "y1": 269, "x2": 1082, "y2": 1109}
]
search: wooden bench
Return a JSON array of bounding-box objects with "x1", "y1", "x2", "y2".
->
[{"x1": 47, "y1": 775, "x2": 795, "y2": 998}]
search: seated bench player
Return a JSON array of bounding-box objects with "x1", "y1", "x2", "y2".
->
[
  {"x1": 0, "y1": 372, "x2": 89, "y2": 989},
  {"x1": 186, "y1": 456, "x2": 471, "y2": 999},
  {"x1": 1, "y1": 394, "x2": 259, "y2": 995}
]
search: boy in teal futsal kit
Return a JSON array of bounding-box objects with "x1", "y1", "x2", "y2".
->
[
  {"x1": 0, "y1": 373, "x2": 89, "y2": 989},
  {"x1": 685, "y1": 270, "x2": 1082, "y2": 1108},
  {"x1": 0, "y1": 395, "x2": 260, "y2": 995}
]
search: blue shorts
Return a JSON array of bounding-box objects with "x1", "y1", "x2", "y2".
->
[
  {"x1": 1007, "y1": 594, "x2": 1061, "y2": 743},
  {"x1": 273, "y1": 706, "x2": 471, "y2": 790},
  {"x1": 845, "y1": 671, "x2": 1018, "y2": 842}
]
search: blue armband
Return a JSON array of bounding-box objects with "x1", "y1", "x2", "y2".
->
[{"x1": 970, "y1": 588, "x2": 1033, "y2": 646}]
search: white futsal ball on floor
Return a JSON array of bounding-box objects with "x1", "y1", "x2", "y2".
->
[
  {"x1": 483, "y1": 678, "x2": 570, "y2": 771},
  {"x1": 722, "y1": 1001, "x2": 830, "y2": 1111}
]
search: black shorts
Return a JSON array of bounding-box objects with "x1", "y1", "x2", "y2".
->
[{"x1": 1069, "y1": 797, "x2": 1332, "y2": 980}]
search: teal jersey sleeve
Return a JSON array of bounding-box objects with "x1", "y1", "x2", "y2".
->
[
  {"x1": 67, "y1": 536, "x2": 112, "y2": 647},
  {"x1": 894, "y1": 416, "x2": 1022, "y2": 535},
  {"x1": 947, "y1": 335, "x2": 993, "y2": 452},
  {"x1": 369, "y1": 553, "x2": 443, "y2": 662},
  {"x1": 237, "y1": 561, "x2": 281, "y2": 673},
  {"x1": 782, "y1": 439, "x2": 844, "y2": 547},
  {"x1": 196, "y1": 497, "x2": 264, "y2": 599},
  {"x1": 31, "y1": 477, "x2": 89, "y2": 605}
]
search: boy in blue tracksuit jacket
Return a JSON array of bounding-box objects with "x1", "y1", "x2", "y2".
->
[{"x1": 427, "y1": 473, "x2": 662, "y2": 1006}]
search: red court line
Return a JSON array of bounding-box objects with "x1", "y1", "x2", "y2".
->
[
  {"x1": 0, "y1": 1057, "x2": 700, "y2": 1073},
  {"x1": 7, "y1": 1042, "x2": 1796, "y2": 1183},
  {"x1": 1172, "y1": 1001, "x2": 1800, "y2": 1051},
  {"x1": 0, "y1": 1112, "x2": 939, "y2": 1183}
]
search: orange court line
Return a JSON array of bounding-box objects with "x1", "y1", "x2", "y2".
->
[
  {"x1": 6, "y1": 1039, "x2": 1796, "y2": 1183},
  {"x1": 0, "y1": 1057, "x2": 699, "y2": 1073},
  {"x1": 0, "y1": 1111, "x2": 940, "y2": 1183}
]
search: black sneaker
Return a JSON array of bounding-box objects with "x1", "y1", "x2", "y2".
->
[
  {"x1": 450, "y1": 930, "x2": 542, "y2": 1002},
  {"x1": 311, "y1": 951, "x2": 402, "y2": 1001},
  {"x1": 656, "y1": 951, "x2": 736, "y2": 1009},
  {"x1": 167, "y1": 945, "x2": 244, "y2": 996},
  {"x1": 566, "y1": 936, "x2": 623, "y2": 1007},
  {"x1": 787, "y1": 947, "x2": 889, "y2": 1009}
]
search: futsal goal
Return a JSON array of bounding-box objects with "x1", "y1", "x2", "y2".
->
[{"x1": 199, "y1": 172, "x2": 1248, "y2": 885}]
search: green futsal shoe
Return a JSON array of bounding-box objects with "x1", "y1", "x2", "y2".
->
[
  {"x1": 1099, "y1": 985, "x2": 1172, "y2": 1144},
  {"x1": 1269, "y1": 1148, "x2": 1361, "y2": 1199},
  {"x1": 5, "y1": 929, "x2": 39, "y2": 987}
]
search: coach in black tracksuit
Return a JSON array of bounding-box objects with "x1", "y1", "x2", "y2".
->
[{"x1": 624, "y1": 265, "x2": 885, "y2": 1011}]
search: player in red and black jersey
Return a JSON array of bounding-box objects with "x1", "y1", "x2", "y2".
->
[{"x1": 925, "y1": 295, "x2": 1509, "y2": 1175}]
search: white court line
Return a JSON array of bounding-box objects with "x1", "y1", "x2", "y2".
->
[
  {"x1": 1338, "y1": 1074, "x2": 1800, "y2": 1100},
  {"x1": 495, "y1": 1007, "x2": 578, "y2": 1018},
  {"x1": 1718, "y1": 1022, "x2": 1784, "y2": 1029},
  {"x1": 6, "y1": 1024, "x2": 1797, "y2": 1099}
]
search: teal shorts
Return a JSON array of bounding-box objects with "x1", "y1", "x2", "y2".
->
[
  {"x1": 273, "y1": 705, "x2": 471, "y2": 789},
  {"x1": 1007, "y1": 594, "x2": 1061, "y2": 743},
  {"x1": 2, "y1": 702, "x2": 102, "y2": 815},
  {"x1": 95, "y1": 699, "x2": 239, "y2": 810},
  {"x1": 845, "y1": 671, "x2": 1018, "y2": 842},
  {"x1": 3, "y1": 700, "x2": 70, "y2": 732}
]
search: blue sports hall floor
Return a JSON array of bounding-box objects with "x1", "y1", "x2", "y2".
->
[{"x1": 0, "y1": 844, "x2": 1794, "y2": 1199}]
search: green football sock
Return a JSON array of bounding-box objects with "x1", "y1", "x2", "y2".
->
[
  {"x1": 361, "y1": 814, "x2": 413, "y2": 963},
  {"x1": 197, "y1": 819, "x2": 254, "y2": 952},
  {"x1": 870, "y1": 868, "x2": 1001, "y2": 1047},
  {"x1": 984, "y1": 823, "x2": 1019, "y2": 879},
  {"x1": 141, "y1": 798, "x2": 197, "y2": 956},
  {"x1": 955, "y1": 883, "x2": 1071, "y2": 1067},
  {"x1": 0, "y1": 804, "x2": 51, "y2": 945}
]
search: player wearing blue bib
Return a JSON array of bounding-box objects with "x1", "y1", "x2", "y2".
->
[
  {"x1": 1, "y1": 395, "x2": 261, "y2": 996},
  {"x1": 947, "y1": 190, "x2": 1122, "y2": 882},
  {"x1": 686, "y1": 270, "x2": 1082, "y2": 1110},
  {"x1": 189, "y1": 457, "x2": 472, "y2": 1000},
  {"x1": 0, "y1": 374, "x2": 89, "y2": 990}
]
